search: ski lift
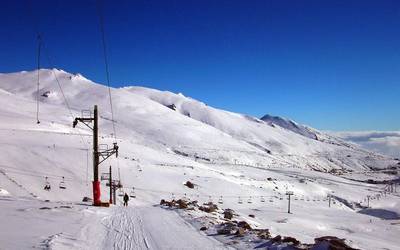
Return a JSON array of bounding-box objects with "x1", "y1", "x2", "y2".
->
[
  {"x1": 171, "y1": 193, "x2": 176, "y2": 200},
  {"x1": 238, "y1": 196, "x2": 243, "y2": 204},
  {"x1": 208, "y1": 195, "x2": 213, "y2": 203},
  {"x1": 59, "y1": 176, "x2": 66, "y2": 189},
  {"x1": 260, "y1": 196, "x2": 265, "y2": 202},
  {"x1": 218, "y1": 196, "x2": 223, "y2": 204},
  {"x1": 43, "y1": 177, "x2": 51, "y2": 191},
  {"x1": 118, "y1": 188, "x2": 124, "y2": 197},
  {"x1": 101, "y1": 173, "x2": 110, "y2": 181},
  {"x1": 247, "y1": 196, "x2": 253, "y2": 204},
  {"x1": 129, "y1": 187, "x2": 136, "y2": 198}
]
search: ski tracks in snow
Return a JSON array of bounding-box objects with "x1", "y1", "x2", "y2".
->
[
  {"x1": 98, "y1": 204, "x2": 229, "y2": 250},
  {"x1": 101, "y1": 207, "x2": 151, "y2": 250}
]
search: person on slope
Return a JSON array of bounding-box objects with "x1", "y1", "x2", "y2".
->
[{"x1": 123, "y1": 193, "x2": 129, "y2": 207}]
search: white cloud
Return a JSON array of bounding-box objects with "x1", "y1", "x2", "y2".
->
[{"x1": 332, "y1": 131, "x2": 400, "y2": 158}]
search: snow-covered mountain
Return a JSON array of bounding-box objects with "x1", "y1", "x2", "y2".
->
[
  {"x1": 260, "y1": 114, "x2": 318, "y2": 140},
  {"x1": 0, "y1": 69, "x2": 399, "y2": 250}
]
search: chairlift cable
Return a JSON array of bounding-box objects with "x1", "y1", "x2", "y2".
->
[
  {"x1": 96, "y1": 0, "x2": 117, "y2": 141},
  {"x1": 41, "y1": 43, "x2": 89, "y2": 150},
  {"x1": 95, "y1": 0, "x2": 121, "y2": 183},
  {"x1": 26, "y1": 1, "x2": 88, "y2": 151},
  {"x1": 36, "y1": 34, "x2": 41, "y2": 124}
]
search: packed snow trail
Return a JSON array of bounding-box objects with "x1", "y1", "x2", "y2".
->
[{"x1": 100, "y1": 202, "x2": 229, "y2": 250}]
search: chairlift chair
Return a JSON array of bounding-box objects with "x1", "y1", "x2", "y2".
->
[
  {"x1": 238, "y1": 196, "x2": 243, "y2": 204},
  {"x1": 129, "y1": 188, "x2": 136, "y2": 198},
  {"x1": 44, "y1": 177, "x2": 51, "y2": 191},
  {"x1": 247, "y1": 196, "x2": 252, "y2": 204},
  {"x1": 118, "y1": 188, "x2": 124, "y2": 197},
  {"x1": 101, "y1": 173, "x2": 110, "y2": 181},
  {"x1": 218, "y1": 196, "x2": 223, "y2": 204},
  {"x1": 59, "y1": 177, "x2": 66, "y2": 189},
  {"x1": 260, "y1": 196, "x2": 265, "y2": 202}
]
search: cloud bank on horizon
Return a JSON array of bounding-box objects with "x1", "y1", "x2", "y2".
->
[{"x1": 334, "y1": 131, "x2": 400, "y2": 158}]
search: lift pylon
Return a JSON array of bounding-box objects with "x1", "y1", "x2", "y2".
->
[{"x1": 73, "y1": 105, "x2": 118, "y2": 206}]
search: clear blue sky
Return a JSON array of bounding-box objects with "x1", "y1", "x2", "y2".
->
[{"x1": 1, "y1": 0, "x2": 399, "y2": 131}]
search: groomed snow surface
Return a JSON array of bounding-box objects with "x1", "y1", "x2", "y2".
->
[{"x1": 0, "y1": 69, "x2": 399, "y2": 250}]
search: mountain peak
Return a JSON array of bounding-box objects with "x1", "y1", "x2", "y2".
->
[{"x1": 260, "y1": 114, "x2": 318, "y2": 140}]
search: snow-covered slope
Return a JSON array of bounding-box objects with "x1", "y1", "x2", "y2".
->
[
  {"x1": 260, "y1": 114, "x2": 318, "y2": 140},
  {"x1": 0, "y1": 69, "x2": 399, "y2": 250}
]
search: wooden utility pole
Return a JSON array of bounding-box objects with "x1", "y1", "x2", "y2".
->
[
  {"x1": 286, "y1": 191, "x2": 294, "y2": 214},
  {"x1": 73, "y1": 105, "x2": 118, "y2": 206},
  {"x1": 328, "y1": 194, "x2": 331, "y2": 207},
  {"x1": 109, "y1": 166, "x2": 112, "y2": 204}
]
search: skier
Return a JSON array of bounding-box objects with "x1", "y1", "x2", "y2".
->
[{"x1": 123, "y1": 193, "x2": 129, "y2": 207}]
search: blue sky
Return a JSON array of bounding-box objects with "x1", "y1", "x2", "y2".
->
[{"x1": 1, "y1": 0, "x2": 399, "y2": 131}]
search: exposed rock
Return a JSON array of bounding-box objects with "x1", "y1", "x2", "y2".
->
[
  {"x1": 200, "y1": 226, "x2": 207, "y2": 231},
  {"x1": 217, "y1": 222, "x2": 237, "y2": 235},
  {"x1": 188, "y1": 200, "x2": 199, "y2": 207},
  {"x1": 235, "y1": 227, "x2": 246, "y2": 237},
  {"x1": 199, "y1": 202, "x2": 218, "y2": 213},
  {"x1": 237, "y1": 221, "x2": 252, "y2": 230},
  {"x1": 82, "y1": 197, "x2": 92, "y2": 202},
  {"x1": 184, "y1": 181, "x2": 195, "y2": 189},
  {"x1": 271, "y1": 235, "x2": 282, "y2": 243},
  {"x1": 248, "y1": 214, "x2": 255, "y2": 218},
  {"x1": 160, "y1": 199, "x2": 176, "y2": 207},
  {"x1": 41, "y1": 91, "x2": 51, "y2": 97},
  {"x1": 166, "y1": 104, "x2": 177, "y2": 111},
  {"x1": 39, "y1": 207, "x2": 51, "y2": 210},
  {"x1": 282, "y1": 236, "x2": 300, "y2": 245},
  {"x1": 314, "y1": 236, "x2": 358, "y2": 250},
  {"x1": 224, "y1": 209, "x2": 234, "y2": 219},
  {"x1": 176, "y1": 199, "x2": 188, "y2": 209},
  {"x1": 255, "y1": 229, "x2": 271, "y2": 239}
]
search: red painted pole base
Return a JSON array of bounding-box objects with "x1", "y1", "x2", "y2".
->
[{"x1": 93, "y1": 181, "x2": 101, "y2": 206}]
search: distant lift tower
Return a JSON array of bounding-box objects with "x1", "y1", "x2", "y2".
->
[{"x1": 73, "y1": 105, "x2": 119, "y2": 206}]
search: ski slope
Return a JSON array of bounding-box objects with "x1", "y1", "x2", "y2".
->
[{"x1": 0, "y1": 69, "x2": 399, "y2": 249}]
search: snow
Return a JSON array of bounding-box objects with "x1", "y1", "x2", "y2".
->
[{"x1": 0, "y1": 69, "x2": 399, "y2": 249}]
